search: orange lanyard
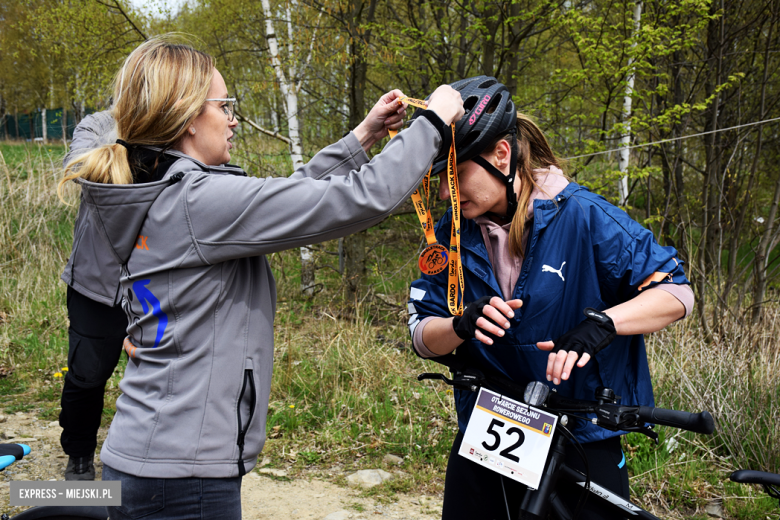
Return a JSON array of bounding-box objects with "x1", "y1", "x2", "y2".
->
[{"x1": 394, "y1": 97, "x2": 464, "y2": 316}]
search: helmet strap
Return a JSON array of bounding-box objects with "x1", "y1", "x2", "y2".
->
[{"x1": 471, "y1": 131, "x2": 519, "y2": 219}]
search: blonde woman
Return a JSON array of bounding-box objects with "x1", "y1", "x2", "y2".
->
[
  {"x1": 61, "y1": 37, "x2": 464, "y2": 519},
  {"x1": 407, "y1": 77, "x2": 693, "y2": 520}
]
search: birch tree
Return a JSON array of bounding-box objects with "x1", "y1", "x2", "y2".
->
[
  {"x1": 617, "y1": 1, "x2": 642, "y2": 206},
  {"x1": 260, "y1": 0, "x2": 321, "y2": 296}
]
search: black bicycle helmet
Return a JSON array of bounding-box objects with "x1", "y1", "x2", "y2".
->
[{"x1": 412, "y1": 76, "x2": 520, "y2": 217}]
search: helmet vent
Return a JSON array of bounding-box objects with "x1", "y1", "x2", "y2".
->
[
  {"x1": 486, "y1": 95, "x2": 502, "y2": 115},
  {"x1": 463, "y1": 95, "x2": 479, "y2": 112},
  {"x1": 478, "y1": 79, "x2": 497, "y2": 88}
]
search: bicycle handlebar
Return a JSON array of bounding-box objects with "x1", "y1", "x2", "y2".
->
[
  {"x1": 637, "y1": 406, "x2": 714, "y2": 435},
  {"x1": 420, "y1": 370, "x2": 716, "y2": 437},
  {"x1": 730, "y1": 469, "x2": 780, "y2": 487},
  {"x1": 0, "y1": 443, "x2": 30, "y2": 471}
]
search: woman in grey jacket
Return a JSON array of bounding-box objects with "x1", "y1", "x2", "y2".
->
[
  {"x1": 60, "y1": 37, "x2": 463, "y2": 519},
  {"x1": 59, "y1": 111, "x2": 125, "y2": 482}
]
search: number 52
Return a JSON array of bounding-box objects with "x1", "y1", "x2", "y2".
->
[{"x1": 481, "y1": 418, "x2": 525, "y2": 463}]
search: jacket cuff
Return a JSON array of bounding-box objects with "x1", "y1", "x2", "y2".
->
[
  {"x1": 413, "y1": 110, "x2": 451, "y2": 161},
  {"x1": 341, "y1": 131, "x2": 370, "y2": 168},
  {"x1": 415, "y1": 110, "x2": 447, "y2": 137}
]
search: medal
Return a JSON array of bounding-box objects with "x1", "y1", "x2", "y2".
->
[
  {"x1": 394, "y1": 96, "x2": 464, "y2": 316},
  {"x1": 418, "y1": 243, "x2": 449, "y2": 275}
]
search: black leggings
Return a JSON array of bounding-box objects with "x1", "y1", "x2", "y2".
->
[
  {"x1": 59, "y1": 287, "x2": 127, "y2": 457},
  {"x1": 441, "y1": 430, "x2": 629, "y2": 520}
]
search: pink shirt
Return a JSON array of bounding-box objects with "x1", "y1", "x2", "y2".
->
[{"x1": 413, "y1": 167, "x2": 694, "y2": 358}]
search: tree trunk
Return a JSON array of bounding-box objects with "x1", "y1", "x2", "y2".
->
[
  {"x1": 456, "y1": 7, "x2": 469, "y2": 78},
  {"x1": 342, "y1": 0, "x2": 378, "y2": 303},
  {"x1": 751, "y1": 0, "x2": 778, "y2": 324},
  {"x1": 481, "y1": 4, "x2": 499, "y2": 77},
  {"x1": 261, "y1": 0, "x2": 315, "y2": 296},
  {"x1": 42, "y1": 108, "x2": 47, "y2": 143},
  {"x1": 617, "y1": 1, "x2": 642, "y2": 206},
  {"x1": 505, "y1": 0, "x2": 522, "y2": 97},
  {"x1": 698, "y1": 1, "x2": 725, "y2": 339},
  {"x1": 62, "y1": 107, "x2": 68, "y2": 147}
]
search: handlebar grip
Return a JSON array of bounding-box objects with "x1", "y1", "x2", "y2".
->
[
  {"x1": 637, "y1": 406, "x2": 715, "y2": 434},
  {"x1": 730, "y1": 469, "x2": 780, "y2": 487}
]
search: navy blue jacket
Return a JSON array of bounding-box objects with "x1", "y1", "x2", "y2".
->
[{"x1": 408, "y1": 182, "x2": 689, "y2": 443}]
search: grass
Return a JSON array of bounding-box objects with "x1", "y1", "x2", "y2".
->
[
  {"x1": 1, "y1": 139, "x2": 779, "y2": 518},
  {"x1": 1, "y1": 142, "x2": 72, "y2": 379}
]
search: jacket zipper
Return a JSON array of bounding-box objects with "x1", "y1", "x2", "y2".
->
[{"x1": 235, "y1": 368, "x2": 256, "y2": 476}]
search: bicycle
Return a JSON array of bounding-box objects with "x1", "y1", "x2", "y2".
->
[
  {"x1": 418, "y1": 368, "x2": 715, "y2": 520},
  {"x1": 1, "y1": 444, "x2": 107, "y2": 520}
]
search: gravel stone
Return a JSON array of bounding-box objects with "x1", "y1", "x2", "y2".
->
[{"x1": 346, "y1": 469, "x2": 393, "y2": 488}]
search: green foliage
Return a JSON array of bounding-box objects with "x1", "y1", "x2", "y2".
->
[{"x1": 3, "y1": 1, "x2": 780, "y2": 515}]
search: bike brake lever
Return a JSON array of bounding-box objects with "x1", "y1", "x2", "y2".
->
[
  {"x1": 417, "y1": 372, "x2": 485, "y2": 393},
  {"x1": 418, "y1": 373, "x2": 455, "y2": 384},
  {"x1": 616, "y1": 424, "x2": 659, "y2": 444}
]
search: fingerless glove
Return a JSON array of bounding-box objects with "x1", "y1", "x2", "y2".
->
[
  {"x1": 550, "y1": 307, "x2": 617, "y2": 358},
  {"x1": 451, "y1": 296, "x2": 493, "y2": 340}
]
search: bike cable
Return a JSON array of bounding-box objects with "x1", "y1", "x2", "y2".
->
[{"x1": 499, "y1": 474, "x2": 512, "y2": 520}]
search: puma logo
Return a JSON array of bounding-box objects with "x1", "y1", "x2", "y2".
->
[{"x1": 542, "y1": 261, "x2": 566, "y2": 282}]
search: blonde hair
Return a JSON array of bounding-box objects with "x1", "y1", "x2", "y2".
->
[
  {"x1": 59, "y1": 36, "x2": 214, "y2": 198},
  {"x1": 486, "y1": 113, "x2": 567, "y2": 258}
]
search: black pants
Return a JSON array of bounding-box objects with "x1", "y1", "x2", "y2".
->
[
  {"x1": 60, "y1": 287, "x2": 127, "y2": 458},
  {"x1": 441, "y1": 430, "x2": 630, "y2": 520}
]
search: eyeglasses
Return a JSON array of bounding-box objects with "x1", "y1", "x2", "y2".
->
[{"x1": 205, "y1": 97, "x2": 237, "y2": 122}]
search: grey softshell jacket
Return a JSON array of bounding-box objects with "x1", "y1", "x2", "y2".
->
[
  {"x1": 61, "y1": 112, "x2": 121, "y2": 305},
  {"x1": 75, "y1": 116, "x2": 442, "y2": 478}
]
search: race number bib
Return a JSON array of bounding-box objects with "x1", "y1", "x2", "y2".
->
[{"x1": 459, "y1": 388, "x2": 558, "y2": 490}]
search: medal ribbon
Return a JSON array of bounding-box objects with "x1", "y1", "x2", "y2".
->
[{"x1": 394, "y1": 96, "x2": 464, "y2": 316}]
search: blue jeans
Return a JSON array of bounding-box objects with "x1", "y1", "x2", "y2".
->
[{"x1": 102, "y1": 464, "x2": 242, "y2": 520}]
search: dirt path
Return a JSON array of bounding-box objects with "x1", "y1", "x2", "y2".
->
[{"x1": 0, "y1": 412, "x2": 442, "y2": 519}]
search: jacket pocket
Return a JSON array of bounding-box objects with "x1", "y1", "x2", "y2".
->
[{"x1": 235, "y1": 359, "x2": 257, "y2": 476}]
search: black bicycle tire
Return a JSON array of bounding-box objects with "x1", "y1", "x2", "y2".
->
[
  {"x1": 9, "y1": 505, "x2": 108, "y2": 520},
  {"x1": 15, "y1": 516, "x2": 99, "y2": 520}
]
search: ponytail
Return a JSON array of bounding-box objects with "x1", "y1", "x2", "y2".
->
[{"x1": 58, "y1": 140, "x2": 133, "y2": 202}]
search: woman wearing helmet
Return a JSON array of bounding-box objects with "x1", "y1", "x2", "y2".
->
[{"x1": 407, "y1": 76, "x2": 693, "y2": 520}]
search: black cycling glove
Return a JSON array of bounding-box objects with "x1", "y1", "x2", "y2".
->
[
  {"x1": 550, "y1": 307, "x2": 617, "y2": 358},
  {"x1": 451, "y1": 296, "x2": 495, "y2": 340}
]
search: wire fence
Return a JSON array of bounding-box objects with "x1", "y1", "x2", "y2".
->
[{"x1": 0, "y1": 109, "x2": 81, "y2": 141}]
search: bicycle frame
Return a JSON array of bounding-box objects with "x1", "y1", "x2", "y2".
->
[
  {"x1": 520, "y1": 428, "x2": 663, "y2": 520},
  {"x1": 419, "y1": 370, "x2": 715, "y2": 520}
]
